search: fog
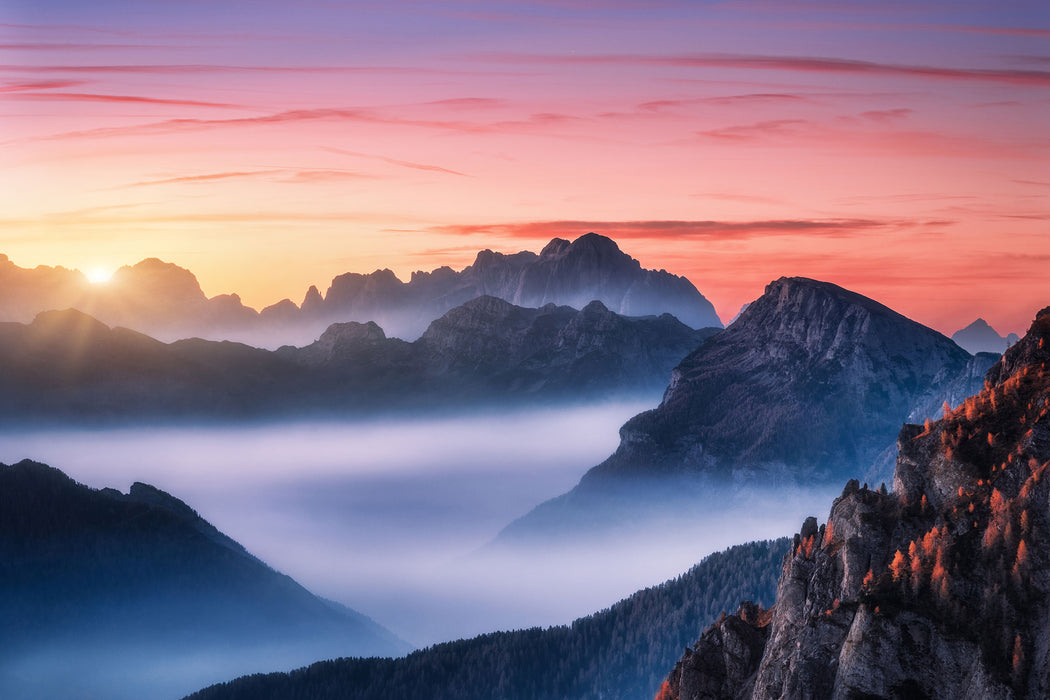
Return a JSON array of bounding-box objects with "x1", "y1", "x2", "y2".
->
[{"x1": 0, "y1": 403, "x2": 834, "y2": 651}]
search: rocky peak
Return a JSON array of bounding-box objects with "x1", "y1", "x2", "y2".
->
[
  {"x1": 108, "y1": 258, "x2": 208, "y2": 305},
  {"x1": 539, "y1": 237, "x2": 571, "y2": 256},
  {"x1": 603, "y1": 278, "x2": 972, "y2": 482},
  {"x1": 952, "y1": 317, "x2": 1022, "y2": 356},
  {"x1": 301, "y1": 284, "x2": 324, "y2": 314},
  {"x1": 658, "y1": 305, "x2": 1050, "y2": 699}
]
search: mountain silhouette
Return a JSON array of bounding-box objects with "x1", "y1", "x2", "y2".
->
[
  {"x1": 0, "y1": 459, "x2": 408, "y2": 700},
  {"x1": 0, "y1": 234, "x2": 721, "y2": 348}
]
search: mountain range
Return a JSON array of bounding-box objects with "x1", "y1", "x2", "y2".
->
[
  {"x1": 496, "y1": 277, "x2": 998, "y2": 544},
  {"x1": 0, "y1": 460, "x2": 408, "y2": 700},
  {"x1": 173, "y1": 294, "x2": 1050, "y2": 700},
  {"x1": 656, "y1": 303, "x2": 1050, "y2": 699},
  {"x1": 0, "y1": 297, "x2": 714, "y2": 424},
  {"x1": 0, "y1": 234, "x2": 721, "y2": 347}
]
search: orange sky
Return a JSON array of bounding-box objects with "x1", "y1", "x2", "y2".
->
[{"x1": 2, "y1": 1, "x2": 1049, "y2": 335}]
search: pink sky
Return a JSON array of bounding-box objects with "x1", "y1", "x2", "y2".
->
[{"x1": 2, "y1": 1, "x2": 1048, "y2": 335}]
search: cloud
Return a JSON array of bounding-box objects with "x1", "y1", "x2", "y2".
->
[
  {"x1": 23, "y1": 107, "x2": 482, "y2": 144},
  {"x1": 0, "y1": 43, "x2": 165, "y2": 51},
  {"x1": 638, "y1": 93, "x2": 812, "y2": 111},
  {"x1": 474, "y1": 51, "x2": 1050, "y2": 87},
  {"x1": 324, "y1": 147, "x2": 468, "y2": 176},
  {"x1": 120, "y1": 170, "x2": 285, "y2": 188},
  {"x1": 859, "y1": 108, "x2": 913, "y2": 123},
  {"x1": 425, "y1": 97, "x2": 506, "y2": 109},
  {"x1": 0, "y1": 79, "x2": 86, "y2": 92},
  {"x1": 429, "y1": 218, "x2": 930, "y2": 242},
  {"x1": 699, "y1": 119, "x2": 810, "y2": 141},
  {"x1": 5, "y1": 91, "x2": 243, "y2": 109}
]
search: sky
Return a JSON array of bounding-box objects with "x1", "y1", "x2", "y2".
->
[{"x1": 2, "y1": 0, "x2": 1048, "y2": 335}]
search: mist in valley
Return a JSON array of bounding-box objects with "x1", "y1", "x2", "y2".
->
[{"x1": 1, "y1": 402, "x2": 836, "y2": 696}]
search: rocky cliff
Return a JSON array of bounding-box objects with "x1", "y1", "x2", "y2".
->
[
  {"x1": 498, "y1": 278, "x2": 991, "y2": 544},
  {"x1": 658, "y1": 304, "x2": 1050, "y2": 699}
]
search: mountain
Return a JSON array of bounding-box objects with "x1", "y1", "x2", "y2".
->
[
  {"x1": 0, "y1": 460, "x2": 408, "y2": 700},
  {"x1": 0, "y1": 234, "x2": 721, "y2": 347},
  {"x1": 951, "y1": 317, "x2": 1021, "y2": 355},
  {"x1": 657, "y1": 304, "x2": 1050, "y2": 699},
  {"x1": 186, "y1": 539, "x2": 789, "y2": 700},
  {"x1": 0, "y1": 299, "x2": 713, "y2": 424},
  {"x1": 497, "y1": 277, "x2": 995, "y2": 543}
]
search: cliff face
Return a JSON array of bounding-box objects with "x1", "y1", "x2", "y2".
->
[{"x1": 659, "y1": 306, "x2": 1050, "y2": 700}]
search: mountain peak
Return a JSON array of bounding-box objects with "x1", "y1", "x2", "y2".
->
[
  {"x1": 952, "y1": 316, "x2": 1020, "y2": 356},
  {"x1": 539, "y1": 237, "x2": 571, "y2": 256},
  {"x1": 30, "y1": 308, "x2": 112, "y2": 336}
]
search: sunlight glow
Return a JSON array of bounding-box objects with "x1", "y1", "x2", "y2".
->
[{"x1": 86, "y1": 268, "x2": 113, "y2": 284}]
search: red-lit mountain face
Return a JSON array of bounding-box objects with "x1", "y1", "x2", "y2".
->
[{"x1": 659, "y1": 306, "x2": 1050, "y2": 699}]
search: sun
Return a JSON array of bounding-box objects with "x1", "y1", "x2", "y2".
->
[{"x1": 85, "y1": 267, "x2": 114, "y2": 284}]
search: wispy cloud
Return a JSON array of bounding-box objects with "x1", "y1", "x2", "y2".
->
[
  {"x1": 117, "y1": 168, "x2": 375, "y2": 189},
  {"x1": 475, "y1": 51, "x2": 1050, "y2": 87},
  {"x1": 429, "y1": 218, "x2": 940, "y2": 241},
  {"x1": 699, "y1": 119, "x2": 809, "y2": 141},
  {"x1": 22, "y1": 108, "x2": 481, "y2": 144},
  {"x1": 120, "y1": 170, "x2": 284, "y2": 188},
  {"x1": 0, "y1": 42, "x2": 168, "y2": 51},
  {"x1": 639, "y1": 93, "x2": 813, "y2": 112},
  {"x1": 859, "y1": 108, "x2": 913, "y2": 123},
  {"x1": 324, "y1": 147, "x2": 468, "y2": 176},
  {"x1": 4, "y1": 91, "x2": 243, "y2": 108}
]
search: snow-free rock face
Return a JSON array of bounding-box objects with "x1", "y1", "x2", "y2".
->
[
  {"x1": 658, "y1": 305, "x2": 1050, "y2": 700},
  {"x1": 495, "y1": 278, "x2": 992, "y2": 547},
  {"x1": 315, "y1": 233, "x2": 722, "y2": 340},
  {"x1": 595, "y1": 277, "x2": 978, "y2": 483},
  {"x1": 0, "y1": 234, "x2": 720, "y2": 348},
  {"x1": 952, "y1": 318, "x2": 1021, "y2": 356}
]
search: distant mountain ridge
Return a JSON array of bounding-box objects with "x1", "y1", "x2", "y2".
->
[
  {"x1": 951, "y1": 317, "x2": 1020, "y2": 355},
  {"x1": 0, "y1": 296, "x2": 715, "y2": 424},
  {"x1": 497, "y1": 277, "x2": 997, "y2": 543},
  {"x1": 0, "y1": 234, "x2": 721, "y2": 347},
  {"x1": 0, "y1": 460, "x2": 408, "y2": 700}
]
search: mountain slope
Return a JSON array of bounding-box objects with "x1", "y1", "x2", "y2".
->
[
  {"x1": 0, "y1": 460, "x2": 408, "y2": 700},
  {"x1": 186, "y1": 539, "x2": 789, "y2": 700},
  {"x1": 0, "y1": 299, "x2": 712, "y2": 424},
  {"x1": 0, "y1": 234, "x2": 721, "y2": 346},
  {"x1": 498, "y1": 277, "x2": 993, "y2": 543},
  {"x1": 658, "y1": 304, "x2": 1050, "y2": 699}
]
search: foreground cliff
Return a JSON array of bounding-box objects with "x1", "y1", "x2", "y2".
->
[{"x1": 659, "y1": 304, "x2": 1050, "y2": 699}]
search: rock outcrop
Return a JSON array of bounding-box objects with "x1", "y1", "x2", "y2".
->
[{"x1": 658, "y1": 305, "x2": 1050, "y2": 699}]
